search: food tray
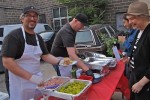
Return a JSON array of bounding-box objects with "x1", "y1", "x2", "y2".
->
[
  {"x1": 84, "y1": 57, "x2": 112, "y2": 62},
  {"x1": 84, "y1": 57, "x2": 115, "y2": 70},
  {"x1": 49, "y1": 79, "x2": 92, "y2": 100},
  {"x1": 37, "y1": 76, "x2": 70, "y2": 90},
  {"x1": 83, "y1": 51, "x2": 106, "y2": 58},
  {"x1": 108, "y1": 58, "x2": 117, "y2": 69}
]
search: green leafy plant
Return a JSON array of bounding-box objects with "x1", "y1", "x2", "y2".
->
[{"x1": 98, "y1": 33, "x2": 118, "y2": 56}]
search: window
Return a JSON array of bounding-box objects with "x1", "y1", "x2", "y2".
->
[
  {"x1": 106, "y1": 26, "x2": 115, "y2": 36},
  {"x1": 98, "y1": 28, "x2": 109, "y2": 38},
  {"x1": 109, "y1": 26, "x2": 119, "y2": 35},
  {"x1": 0, "y1": 28, "x2": 3, "y2": 45},
  {"x1": 61, "y1": 18, "x2": 67, "y2": 26},
  {"x1": 54, "y1": 20, "x2": 61, "y2": 31},
  {"x1": 0, "y1": 28, "x2": 4, "y2": 37},
  {"x1": 53, "y1": 7, "x2": 71, "y2": 31},
  {"x1": 44, "y1": 25, "x2": 53, "y2": 31},
  {"x1": 39, "y1": 14, "x2": 46, "y2": 23},
  {"x1": 53, "y1": 8, "x2": 59, "y2": 18},
  {"x1": 75, "y1": 30, "x2": 93, "y2": 44},
  {"x1": 60, "y1": 7, "x2": 67, "y2": 17}
]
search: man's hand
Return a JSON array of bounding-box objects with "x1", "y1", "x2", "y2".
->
[
  {"x1": 85, "y1": 69, "x2": 94, "y2": 78},
  {"x1": 58, "y1": 59, "x2": 64, "y2": 66},
  {"x1": 29, "y1": 75, "x2": 43, "y2": 85}
]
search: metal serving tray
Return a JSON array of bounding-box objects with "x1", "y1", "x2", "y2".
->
[
  {"x1": 49, "y1": 79, "x2": 92, "y2": 100},
  {"x1": 108, "y1": 59, "x2": 117, "y2": 69},
  {"x1": 84, "y1": 57, "x2": 113, "y2": 70},
  {"x1": 37, "y1": 76, "x2": 70, "y2": 90},
  {"x1": 83, "y1": 51, "x2": 106, "y2": 58}
]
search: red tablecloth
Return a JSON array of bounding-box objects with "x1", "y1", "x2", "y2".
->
[
  {"x1": 47, "y1": 61, "x2": 130, "y2": 100},
  {"x1": 87, "y1": 61, "x2": 130, "y2": 100}
]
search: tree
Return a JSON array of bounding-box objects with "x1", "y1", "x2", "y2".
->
[{"x1": 56, "y1": 0, "x2": 108, "y2": 24}]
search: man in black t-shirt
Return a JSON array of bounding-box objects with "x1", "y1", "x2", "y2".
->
[
  {"x1": 51, "y1": 13, "x2": 94, "y2": 77},
  {"x1": 1, "y1": 6, "x2": 64, "y2": 100}
]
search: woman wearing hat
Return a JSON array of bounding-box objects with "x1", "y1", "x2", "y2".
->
[{"x1": 125, "y1": 1, "x2": 150, "y2": 100}]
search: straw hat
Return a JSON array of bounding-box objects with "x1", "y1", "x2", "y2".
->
[{"x1": 126, "y1": 1, "x2": 149, "y2": 16}]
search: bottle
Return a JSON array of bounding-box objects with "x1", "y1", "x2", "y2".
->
[
  {"x1": 71, "y1": 65, "x2": 77, "y2": 79},
  {"x1": 71, "y1": 69, "x2": 76, "y2": 79},
  {"x1": 76, "y1": 69, "x2": 82, "y2": 78}
]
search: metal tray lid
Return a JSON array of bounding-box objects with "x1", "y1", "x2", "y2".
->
[{"x1": 83, "y1": 51, "x2": 106, "y2": 58}]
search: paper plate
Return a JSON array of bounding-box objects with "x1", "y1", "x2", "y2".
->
[
  {"x1": 60, "y1": 61, "x2": 77, "y2": 66},
  {"x1": 70, "y1": 61, "x2": 77, "y2": 65}
]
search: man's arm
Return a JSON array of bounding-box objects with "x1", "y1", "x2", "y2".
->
[
  {"x1": 66, "y1": 47, "x2": 89, "y2": 72},
  {"x1": 41, "y1": 54, "x2": 60, "y2": 65},
  {"x1": 3, "y1": 57, "x2": 44, "y2": 84},
  {"x1": 2, "y1": 57, "x2": 32, "y2": 80}
]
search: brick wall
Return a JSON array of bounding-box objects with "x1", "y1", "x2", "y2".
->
[
  {"x1": 0, "y1": 0, "x2": 149, "y2": 29},
  {"x1": 104, "y1": 0, "x2": 137, "y2": 27},
  {"x1": 0, "y1": 0, "x2": 34, "y2": 25},
  {"x1": 0, "y1": 0, "x2": 59, "y2": 26},
  {"x1": 33, "y1": 0, "x2": 59, "y2": 26}
]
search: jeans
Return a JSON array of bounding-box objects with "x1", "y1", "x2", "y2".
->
[{"x1": 53, "y1": 65, "x2": 61, "y2": 76}]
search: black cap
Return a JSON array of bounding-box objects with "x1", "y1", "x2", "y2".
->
[
  {"x1": 22, "y1": 6, "x2": 39, "y2": 15},
  {"x1": 75, "y1": 13, "x2": 88, "y2": 26}
]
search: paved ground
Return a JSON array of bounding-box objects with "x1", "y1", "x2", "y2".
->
[{"x1": 0, "y1": 61, "x2": 125, "y2": 100}]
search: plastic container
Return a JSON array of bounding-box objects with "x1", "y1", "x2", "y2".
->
[
  {"x1": 78, "y1": 75, "x2": 93, "y2": 81},
  {"x1": 71, "y1": 69, "x2": 76, "y2": 79},
  {"x1": 76, "y1": 69, "x2": 82, "y2": 78}
]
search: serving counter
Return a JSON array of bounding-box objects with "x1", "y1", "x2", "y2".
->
[
  {"x1": 87, "y1": 61, "x2": 130, "y2": 100},
  {"x1": 41, "y1": 61, "x2": 130, "y2": 100}
]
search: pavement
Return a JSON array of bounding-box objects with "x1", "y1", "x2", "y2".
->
[{"x1": 0, "y1": 61, "x2": 125, "y2": 100}]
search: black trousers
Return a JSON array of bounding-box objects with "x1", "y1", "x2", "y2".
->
[
  {"x1": 53, "y1": 65, "x2": 61, "y2": 76},
  {"x1": 4, "y1": 69, "x2": 10, "y2": 96},
  {"x1": 130, "y1": 87, "x2": 150, "y2": 100},
  {"x1": 124, "y1": 63, "x2": 131, "y2": 80},
  {"x1": 130, "y1": 71, "x2": 150, "y2": 100}
]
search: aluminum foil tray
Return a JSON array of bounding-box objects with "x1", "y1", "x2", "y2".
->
[
  {"x1": 49, "y1": 79, "x2": 92, "y2": 100},
  {"x1": 84, "y1": 57, "x2": 115, "y2": 70},
  {"x1": 83, "y1": 51, "x2": 106, "y2": 58}
]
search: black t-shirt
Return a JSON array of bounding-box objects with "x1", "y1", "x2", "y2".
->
[
  {"x1": 1, "y1": 28, "x2": 49, "y2": 59},
  {"x1": 51, "y1": 23, "x2": 76, "y2": 57}
]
